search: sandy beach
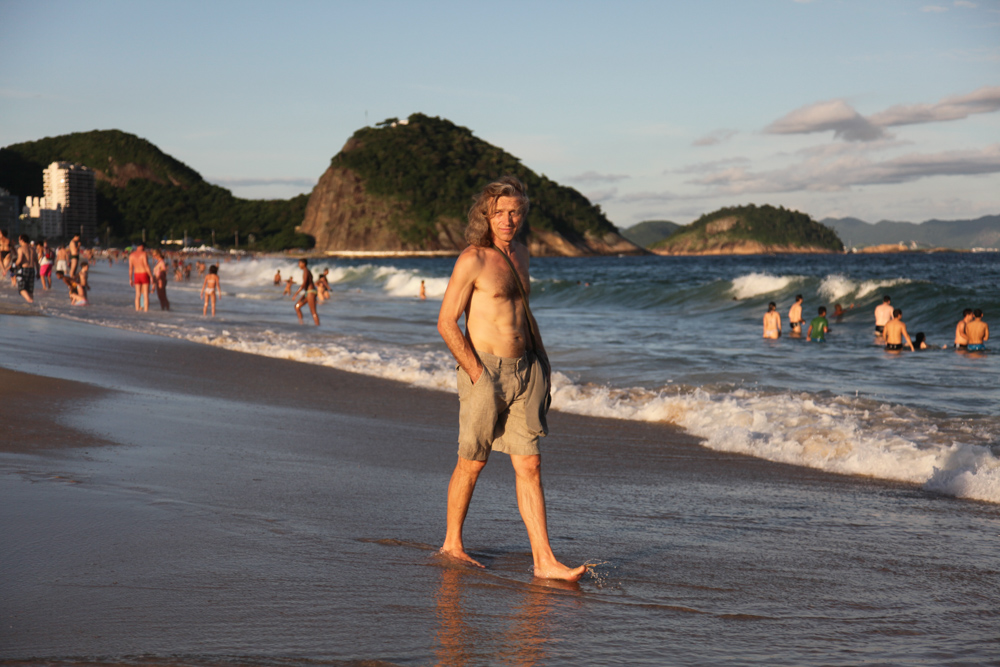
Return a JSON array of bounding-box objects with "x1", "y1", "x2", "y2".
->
[{"x1": 2, "y1": 312, "x2": 999, "y2": 665}]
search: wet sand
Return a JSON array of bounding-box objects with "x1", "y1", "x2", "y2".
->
[{"x1": 2, "y1": 314, "x2": 998, "y2": 665}]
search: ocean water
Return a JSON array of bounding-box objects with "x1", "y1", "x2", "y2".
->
[{"x1": 27, "y1": 250, "x2": 1000, "y2": 503}]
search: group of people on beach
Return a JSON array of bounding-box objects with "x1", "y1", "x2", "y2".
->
[
  {"x1": 1, "y1": 230, "x2": 90, "y2": 305},
  {"x1": 764, "y1": 292, "x2": 989, "y2": 352},
  {"x1": 274, "y1": 260, "x2": 330, "y2": 326}
]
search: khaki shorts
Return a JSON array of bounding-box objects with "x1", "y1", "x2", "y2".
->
[{"x1": 457, "y1": 350, "x2": 540, "y2": 461}]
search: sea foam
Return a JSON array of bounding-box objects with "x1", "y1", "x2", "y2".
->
[{"x1": 730, "y1": 273, "x2": 801, "y2": 300}]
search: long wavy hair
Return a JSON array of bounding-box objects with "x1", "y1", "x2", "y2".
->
[{"x1": 465, "y1": 176, "x2": 530, "y2": 247}]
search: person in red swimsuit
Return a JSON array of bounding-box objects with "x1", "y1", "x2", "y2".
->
[{"x1": 128, "y1": 241, "x2": 153, "y2": 312}]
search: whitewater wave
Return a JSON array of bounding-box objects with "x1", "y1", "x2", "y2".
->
[
  {"x1": 819, "y1": 274, "x2": 914, "y2": 302},
  {"x1": 59, "y1": 307, "x2": 1000, "y2": 505},
  {"x1": 550, "y1": 379, "x2": 1000, "y2": 504},
  {"x1": 730, "y1": 273, "x2": 803, "y2": 300},
  {"x1": 217, "y1": 258, "x2": 449, "y2": 300}
]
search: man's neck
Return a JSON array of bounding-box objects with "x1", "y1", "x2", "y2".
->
[{"x1": 492, "y1": 238, "x2": 516, "y2": 255}]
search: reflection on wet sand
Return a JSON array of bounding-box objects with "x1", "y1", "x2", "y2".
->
[{"x1": 433, "y1": 566, "x2": 581, "y2": 666}]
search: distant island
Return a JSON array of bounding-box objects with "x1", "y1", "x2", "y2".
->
[
  {"x1": 299, "y1": 114, "x2": 641, "y2": 256},
  {"x1": 649, "y1": 204, "x2": 844, "y2": 255}
]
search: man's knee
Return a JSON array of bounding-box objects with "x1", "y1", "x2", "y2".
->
[
  {"x1": 511, "y1": 454, "x2": 541, "y2": 478},
  {"x1": 456, "y1": 456, "x2": 488, "y2": 475}
]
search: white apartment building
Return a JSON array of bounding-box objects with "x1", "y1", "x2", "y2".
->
[
  {"x1": 43, "y1": 161, "x2": 97, "y2": 240},
  {"x1": 23, "y1": 196, "x2": 65, "y2": 238}
]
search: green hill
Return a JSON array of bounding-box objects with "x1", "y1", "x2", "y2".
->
[
  {"x1": 301, "y1": 114, "x2": 638, "y2": 255},
  {"x1": 650, "y1": 204, "x2": 843, "y2": 255},
  {"x1": 621, "y1": 220, "x2": 681, "y2": 248},
  {"x1": 0, "y1": 130, "x2": 310, "y2": 250}
]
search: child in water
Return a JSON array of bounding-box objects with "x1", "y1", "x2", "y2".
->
[{"x1": 201, "y1": 264, "x2": 221, "y2": 317}]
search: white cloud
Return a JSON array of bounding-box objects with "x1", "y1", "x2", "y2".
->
[
  {"x1": 954, "y1": 1, "x2": 977, "y2": 8},
  {"x1": 567, "y1": 171, "x2": 630, "y2": 184},
  {"x1": 868, "y1": 85, "x2": 1000, "y2": 126},
  {"x1": 921, "y1": 5, "x2": 948, "y2": 12},
  {"x1": 686, "y1": 144, "x2": 1000, "y2": 195},
  {"x1": 765, "y1": 85, "x2": 1000, "y2": 142},
  {"x1": 692, "y1": 129, "x2": 738, "y2": 147},
  {"x1": 765, "y1": 99, "x2": 885, "y2": 141}
]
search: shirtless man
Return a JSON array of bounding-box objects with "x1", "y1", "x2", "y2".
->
[
  {"x1": 293, "y1": 259, "x2": 319, "y2": 325},
  {"x1": 954, "y1": 309, "x2": 974, "y2": 348},
  {"x1": 437, "y1": 176, "x2": 586, "y2": 582},
  {"x1": 788, "y1": 295, "x2": 804, "y2": 336},
  {"x1": 128, "y1": 241, "x2": 153, "y2": 312},
  {"x1": 14, "y1": 234, "x2": 37, "y2": 303},
  {"x1": 763, "y1": 302, "x2": 781, "y2": 339},
  {"x1": 68, "y1": 234, "x2": 81, "y2": 277},
  {"x1": 965, "y1": 309, "x2": 989, "y2": 352},
  {"x1": 883, "y1": 309, "x2": 915, "y2": 352},
  {"x1": 874, "y1": 295, "x2": 894, "y2": 337},
  {"x1": 274, "y1": 269, "x2": 282, "y2": 285}
]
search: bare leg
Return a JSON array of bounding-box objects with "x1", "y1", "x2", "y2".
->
[
  {"x1": 510, "y1": 454, "x2": 587, "y2": 581},
  {"x1": 307, "y1": 293, "x2": 320, "y2": 325},
  {"x1": 441, "y1": 456, "x2": 487, "y2": 567},
  {"x1": 295, "y1": 298, "x2": 305, "y2": 323},
  {"x1": 134, "y1": 285, "x2": 142, "y2": 311},
  {"x1": 141, "y1": 284, "x2": 149, "y2": 311}
]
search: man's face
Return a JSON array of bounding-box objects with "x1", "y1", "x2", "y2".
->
[{"x1": 489, "y1": 196, "x2": 524, "y2": 243}]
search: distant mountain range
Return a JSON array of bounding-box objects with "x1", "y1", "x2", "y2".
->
[{"x1": 821, "y1": 215, "x2": 1000, "y2": 250}]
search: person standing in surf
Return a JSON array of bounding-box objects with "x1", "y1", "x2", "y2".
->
[
  {"x1": 763, "y1": 302, "x2": 781, "y2": 339},
  {"x1": 128, "y1": 242, "x2": 153, "y2": 312},
  {"x1": 874, "y1": 295, "x2": 894, "y2": 337},
  {"x1": 293, "y1": 258, "x2": 319, "y2": 326},
  {"x1": 965, "y1": 309, "x2": 989, "y2": 352},
  {"x1": 437, "y1": 176, "x2": 586, "y2": 582},
  {"x1": 788, "y1": 294, "x2": 805, "y2": 336},
  {"x1": 884, "y1": 309, "x2": 915, "y2": 352}
]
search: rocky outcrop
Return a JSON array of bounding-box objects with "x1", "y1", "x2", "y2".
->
[
  {"x1": 651, "y1": 240, "x2": 838, "y2": 256},
  {"x1": 300, "y1": 166, "x2": 645, "y2": 256}
]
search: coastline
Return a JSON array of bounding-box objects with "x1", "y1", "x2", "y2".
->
[{"x1": 3, "y1": 312, "x2": 998, "y2": 665}]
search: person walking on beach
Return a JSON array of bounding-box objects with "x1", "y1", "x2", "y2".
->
[
  {"x1": 293, "y1": 258, "x2": 320, "y2": 325},
  {"x1": 788, "y1": 295, "x2": 804, "y2": 336},
  {"x1": 965, "y1": 309, "x2": 989, "y2": 352},
  {"x1": 807, "y1": 306, "x2": 829, "y2": 342},
  {"x1": 874, "y1": 295, "x2": 894, "y2": 336},
  {"x1": 201, "y1": 265, "x2": 221, "y2": 316},
  {"x1": 437, "y1": 176, "x2": 586, "y2": 582},
  {"x1": 763, "y1": 302, "x2": 781, "y2": 339},
  {"x1": 128, "y1": 241, "x2": 152, "y2": 312},
  {"x1": 884, "y1": 309, "x2": 915, "y2": 351},
  {"x1": 14, "y1": 234, "x2": 37, "y2": 303},
  {"x1": 153, "y1": 249, "x2": 170, "y2": 311},
  {"x1": 955, "y1": 309, "x2": 973, "y2": 348}
]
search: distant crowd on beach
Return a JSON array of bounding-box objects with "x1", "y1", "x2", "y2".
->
[
  {"x1": 1, "y1": 230, "x2": 91, "y2": 306},
  {"x1": 763, "y1": 293, "x2": 989, "y2": 352}
]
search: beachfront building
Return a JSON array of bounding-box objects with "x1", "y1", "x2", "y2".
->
[
  {"x1": 22, "y1": 196, "x2": 65, "y2": 239},
  {"x1": 43, "y1": 161, "x2": 97, "y2": 241},
  {"x1": 0, "y1": 187, "x2": 18, "y2": 236}
]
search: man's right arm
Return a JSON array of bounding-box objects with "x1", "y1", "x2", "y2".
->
[{"x1": 438, "y1": 250, "x2": 484, "y2": 383}]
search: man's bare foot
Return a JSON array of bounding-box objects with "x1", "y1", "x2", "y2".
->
[
  {"x1": 534, "y1": 561, "x2": 587, "y2": 582},
  {"x1": 438, "y1": 546, "x2": 484, "y2": 568}
]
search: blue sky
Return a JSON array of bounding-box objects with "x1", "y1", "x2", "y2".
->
[{"x1": 2, "y1": 0, "x2": 998, "y2": 227}]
